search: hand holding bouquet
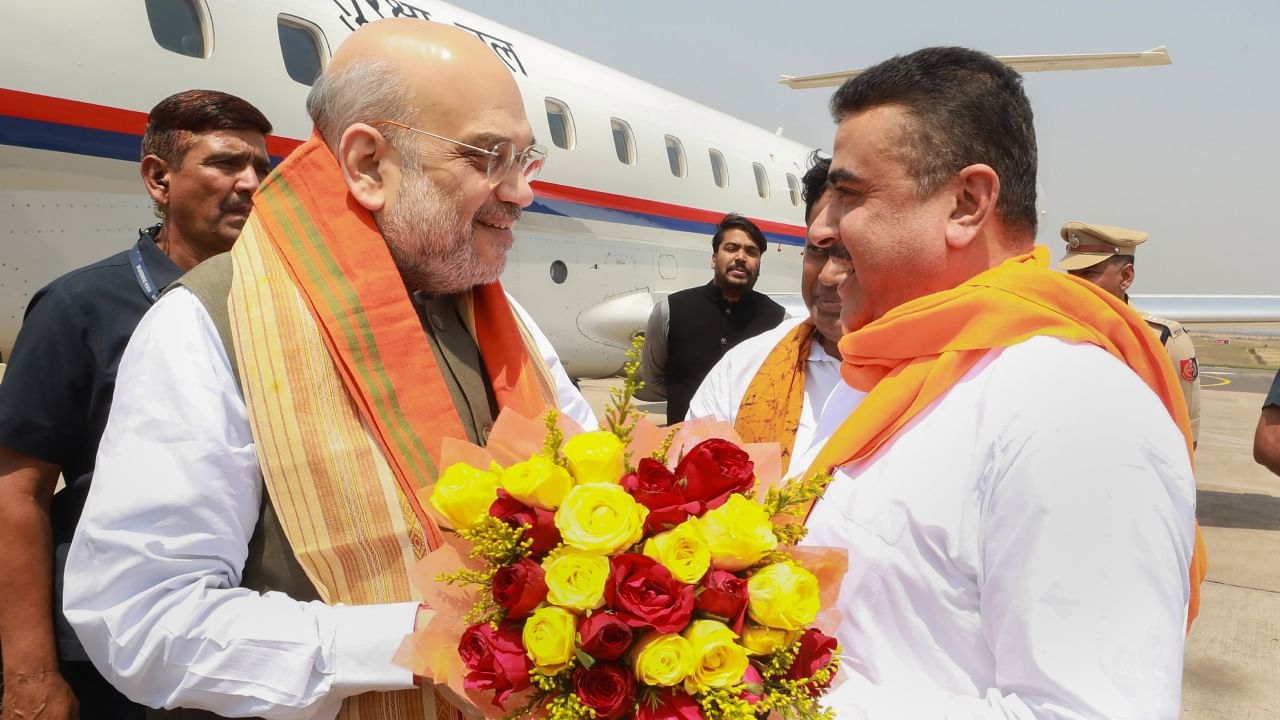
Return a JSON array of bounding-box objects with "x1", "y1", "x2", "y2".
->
[{"x1": 400, "y1": 348, "x2": 847, "y2": 719}]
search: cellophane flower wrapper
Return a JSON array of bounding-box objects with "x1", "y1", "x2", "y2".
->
[{"x1": 399, "y1": 365, "x2": 848, "y2": 720}]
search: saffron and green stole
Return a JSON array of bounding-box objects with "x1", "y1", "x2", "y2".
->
[
  {"x1": 228, "y1": 134, "x2": 553, "y2": 719},
  {"x1": 734, "y1": 320, "x2": 818, "y2": 467},
  {"x1": 804, "y1": 247, "x2": 1207, "y2": 630}
]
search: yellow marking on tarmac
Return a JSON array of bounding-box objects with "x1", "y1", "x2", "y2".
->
[{"x1": 1201, "y1": 373, "x2": 1231, "y2": 388}]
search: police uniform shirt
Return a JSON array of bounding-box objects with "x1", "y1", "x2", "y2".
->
[
  {"x1": 1141, "y1": 311, "x2": 1201, "y2": 445},
  {"x1": 0, "y1": 228, "x2": 181, "y2": 660}
]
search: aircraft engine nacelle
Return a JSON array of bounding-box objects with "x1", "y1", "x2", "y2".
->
[{"x1": 574, "y1": 289, "x2": 659, "y2": 378}]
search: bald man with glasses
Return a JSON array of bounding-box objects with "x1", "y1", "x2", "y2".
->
[{"x1": 63, "y1": 20, "x2": 593, "y2": 719}]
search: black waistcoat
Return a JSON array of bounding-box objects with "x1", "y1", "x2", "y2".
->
[{"x1": 664, "y1": 282, "x2": 786, "y2": 423}]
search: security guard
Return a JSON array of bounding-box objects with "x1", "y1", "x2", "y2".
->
[{"x1": 1059, "y1": 220, "x2": 1201, "y2": 446}]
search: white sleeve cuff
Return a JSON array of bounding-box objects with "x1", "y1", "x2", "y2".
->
[{"x1": 331, "y1": 601, "x2": 420, "y2": 693}]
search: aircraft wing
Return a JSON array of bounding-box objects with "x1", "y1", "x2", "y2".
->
[{"x1": 779, "y1": 46, "x2": 1172, "y2": 90}]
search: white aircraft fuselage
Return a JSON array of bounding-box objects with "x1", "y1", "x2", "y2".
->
[{"x1": 0, "y1": 0, "x2": 813, "y2": 376}]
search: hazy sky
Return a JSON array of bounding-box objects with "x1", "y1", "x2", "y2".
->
[{"x1": 458, "y1": 0, "x2": 1278, "y2": 295}]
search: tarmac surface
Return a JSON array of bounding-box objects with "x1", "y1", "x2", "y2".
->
[{"x1": 578, "y1": 365, "x2": 1280, "y2": 719}]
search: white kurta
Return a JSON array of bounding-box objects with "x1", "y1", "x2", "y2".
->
[
  {"x1": 686, "y1": 319, "x2": 856, "y2": 478},
  {"x1": 801, "y1": 336, "x2": 1196, "y2": 719},
  {"x1": 63, "y1": 287, "x2": 597, "y2": 719}
]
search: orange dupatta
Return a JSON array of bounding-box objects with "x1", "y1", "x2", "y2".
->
[
  {"x1": 734, "y1": 320, "x2": 819, "y2": 466},
  {"x1": 805, "y1": 246, "x2": 1207, "y2": 628},
  {"x1": 246, "y1": 134, "x2": 550, "y2": 548}
]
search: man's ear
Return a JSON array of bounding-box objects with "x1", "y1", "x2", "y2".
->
[
  {"x1": 944, "y1": 163, "x2": 999, "y2": 251},
  {"x1": 140, "y1": 155, "x2": 171, "y2": 211},
  {"x1": 1121, "y1": 262, "x2": 1136, "y2": 290},
  {"x1": 337, "y1": 123, "x2": 395, "y2": 212}
]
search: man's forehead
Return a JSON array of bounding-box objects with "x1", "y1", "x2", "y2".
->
[{"x1": 192, "y1": 127, "x2": 269, "y2": 152}]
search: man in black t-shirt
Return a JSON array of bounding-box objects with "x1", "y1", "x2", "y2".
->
[
  {"x1": 1254, "y1": 369, "x2": 1280, "y2": 476},
  {"x1": 0, "y1": 90, "x2": 271, "y2": 720},
  {"x1": 638, "y1": 213, "x2": 787, "y2": 423}
]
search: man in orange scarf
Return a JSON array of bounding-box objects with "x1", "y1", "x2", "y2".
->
[
  {"x1": 64, "y1": 20, "x2": 593, "y2": 719},
  {"x1": 801, "y1": 47, "x2": 1200, "y2": 718},
  {"x1": 688, "y1": 155, "x2": 858, "y2": 477}
]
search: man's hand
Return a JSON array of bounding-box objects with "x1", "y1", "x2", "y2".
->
[{"x1": 1, "y1": 670, "x2": 80, "y2": 720}]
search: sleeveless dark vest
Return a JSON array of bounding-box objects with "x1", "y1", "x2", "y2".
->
[
  {"x1": 664, "y1": 282, "x2": 786, "y2": 423},
  {"x1": 150, "y1": 255, "x2": 495, "y2": 719}
]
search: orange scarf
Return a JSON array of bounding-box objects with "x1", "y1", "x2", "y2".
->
[
  {"x1": 735, "y1": 320, "x2": 818, "y2": 466},
  {"x1": 250, "y1": 133, "x2": 550, "y2": 546},
  {"x1": 806, "y1": 246, "x2": 1207, "y2": 628}
]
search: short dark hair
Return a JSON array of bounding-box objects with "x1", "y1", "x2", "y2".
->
[
  {"x1": 141, "y1": 90, "x2": 272, "y2": 167},
  {"x1": 712, "y1": 213, "x2": 767, "y2": 253},
  {"x1": 829, "y1": 46, "x2": 1038, "y2": 235},
  {"x1": 801, "y1": 152, "x2": 831, "y2": 223}
]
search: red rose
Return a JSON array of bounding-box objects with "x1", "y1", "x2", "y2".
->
[
  {"x1": 578, "y1": 612, "x2": 634, "y2": 662},
  {"x1": 605, "y1": 554, "x2": 694, "y2": 634},
  {"x1": 491, "y1": 557, "x2": 547, "y2": 620},
  {"x1": 458, "y1": 622, "x2": 532, "y2": 709},
  {"x1": 572, "y1": 663, "x2": 637, "y2": 720},
  {"x1": 621, "y1": 459, "x2": 700, "y2": 534},
  {"x1": 786, "y1": 628, "x2": 839, "y2": 695},
  {"x1": 489, "y1": 490, "x2": 561, "y2": 556},
  {"x1": 636, "y1": 687, "x2": 704, "y2": 720},
  {"x1": 675, "y1": 439, "x2": 754, "y2": 512},
  {"x1": 694, "y1": 569, "x2": 748, "y2": 634}
]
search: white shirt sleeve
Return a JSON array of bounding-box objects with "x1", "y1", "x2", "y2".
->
[
  {"x1": 684, "y1": 351, "x2": 739, "y2": 423},
  {"x1": 507, "y1": 294, "x2": 599, "y2": 430},
  {"x1": 64, "y1": 288, "x2": 418, "y2": 719}
]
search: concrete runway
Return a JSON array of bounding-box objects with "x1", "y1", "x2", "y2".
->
[{"x1": 579, "y1": 366, "x2": 1280, "y2": 718}]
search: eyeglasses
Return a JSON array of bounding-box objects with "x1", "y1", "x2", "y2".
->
[{"x1": 371, "y1": 119, "x2": 546, "y2": 186}]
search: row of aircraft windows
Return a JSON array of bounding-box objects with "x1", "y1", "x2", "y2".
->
[
  {"x1": 549, "y1": 100, "x2": 801, "y2": 206},
  {"x1": 146, "y1": 0, "x2": 800, "y2": 207},
  {"x1": 146, "y1": 0, "x2": 327, "y2": 84}
]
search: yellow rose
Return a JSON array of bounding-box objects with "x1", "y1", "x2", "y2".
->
[
  {"x1": 631, "y1": 632, "x2": 695, "y2": 687},
  {"x1": 501, "y1": 455, "x2": 574, "y2": 510},
  {"x1": 746, "y1": 562, "x2": 820, "y2": 631},
  {"x1": 429, "y1": 462, "x2": 500, "y2": 530},
  {"x1": 562, "y1": 430, "x2": 626, "y2": 484},
  {"x1": 642, "y1": 518, "x2": 710, "y2": 585},
  {"x1": 699, "y1": 494, "x2": 778, "y2": 571},
  {"x1": 740, "y1": 624, "x2": 795, "y2": 655},
  {"x1": 522, "y1": 605, "x2": 577, "y2": 674},
  {"x1": 682, "y1": 619, "x2": 749, "y2": 693},
  {"x1": 555, "y1": 483, "x2": 648, "y2": 555},
  {"x1": 542, "y1": 548, "x2": 609, "y2": 612}
]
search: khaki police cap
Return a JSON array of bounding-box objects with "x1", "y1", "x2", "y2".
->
[{"x1": 1057, "y1": 221, "x2": 1148, "y2": 271}]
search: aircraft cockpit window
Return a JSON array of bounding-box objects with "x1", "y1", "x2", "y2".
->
[
  {"x1": 664, "y1": 136, "x2": 686, "y2": 178},
  {"x1": 786, "y1": 173, "x2": 801, "y2": 207},
  {"x1": 753, "y1": 163, "x2": 770, "y2": 200},
  {"x1": 545, "y1": 99, "x2": 575, "y2": 150},
  {"x1": 709, "y1": 149, "x2": 729, "y2": 189},
  {"x1": 610, "y1": 118, "x2": 636, "y2": 165},
  {"x1": 278, "y1": 15, "x2": 328, "y2": 86},
  {"x1": 145, "y1": 0, "x2": 210, "y2": 59}
]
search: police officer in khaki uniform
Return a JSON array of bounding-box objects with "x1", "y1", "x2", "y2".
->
[{"x1": 1059, "y1": 220, "x2": 1201, "y2": 446}]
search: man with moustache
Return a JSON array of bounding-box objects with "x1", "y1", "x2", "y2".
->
[
  {"x1": 0, "y1": 90, "x2": 271, "y2": 720},
  {"x1": 799, "y1": 47, "x2": 1205, "y2": 717},
  {"x1": 64, "y1": 20, "x2": 593, "y2": 719},
  {"x1": 639, "y1": 212, "x2": 786, "y2": 424},
  {"x1": 687, "y1": 156, "x2": 857, "y2": 477}
]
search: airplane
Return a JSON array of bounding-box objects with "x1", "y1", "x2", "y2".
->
[{"x1": 3, "y1": 1, "x2": 1276, "y2": 378}]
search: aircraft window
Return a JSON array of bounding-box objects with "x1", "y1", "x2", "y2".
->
[
  {"x1": 664, "y1": 136, "x2": 686, "y2": 178},
  {"x1": 550, "y1": 260, "x2": 568, "y2": 284},
  {"x1": 610, "y1": 118, "x2": 636, "y2": 165},
  {"x1": 145, "y1": 0, "x2": 209, "y2": 58},
  {"x1": 278, "y1": 15, "x2": 327, "y2": 86},
  {"x1": 545, "y1": 99, "x2": 575, "y2": 150},
  {"x1": 753, "y1": 163, "x2": 770, "y2": 199},
  {"x1": 709, "y1": 149, "x2": 728, "y2": 188},
  {"x1": 786, "y1": 173, "x2": 801, "y2": 207}
]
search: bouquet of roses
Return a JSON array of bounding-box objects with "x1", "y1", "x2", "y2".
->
[{"x1": 399, "y1": 350, "x2": 847, "y2": 720}]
